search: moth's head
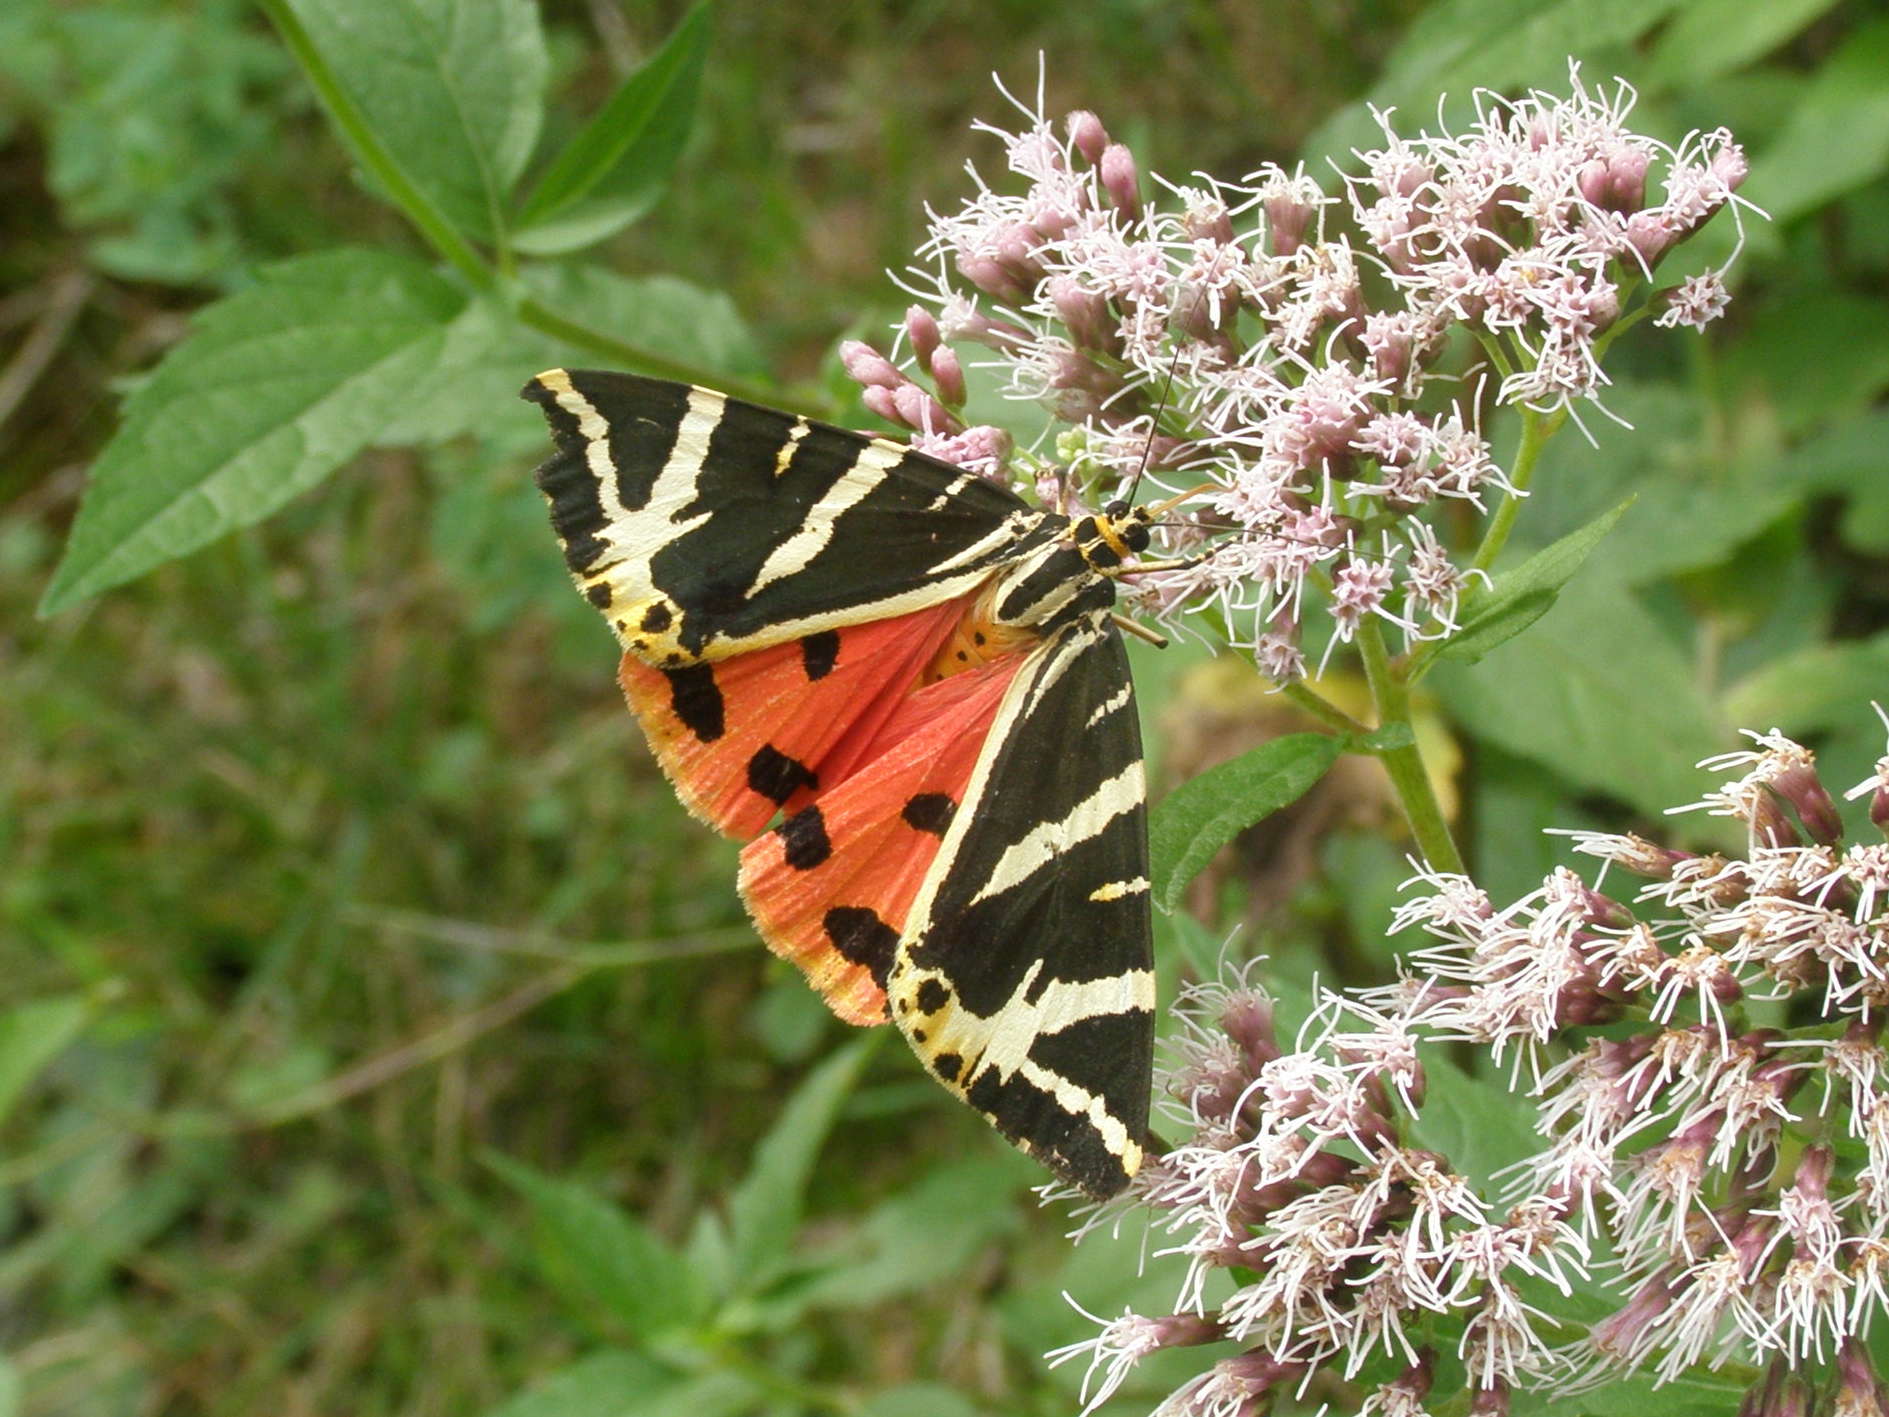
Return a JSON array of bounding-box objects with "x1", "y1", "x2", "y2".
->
[{"x1": 1071, "y1": 501, "x2": 1155, "y2": 571}]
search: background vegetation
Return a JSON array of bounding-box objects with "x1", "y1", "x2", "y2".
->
[{"x1": 3, "y1": 1, "x2": 1887, "y2": 1414}]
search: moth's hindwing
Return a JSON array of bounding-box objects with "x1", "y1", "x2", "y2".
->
[
  {"x1": 616, "y1": 595, "x2": 967, "y2": 839},
  {"x1": 887, "y1": 620, "x2": 1155, "y2": 1198},
  {"x1": 522, "y1": 369, "x2": 1048, "y2": 665},
  {"x1": 737, "y1": 644, "x2": 1031, "y2": 1025}
]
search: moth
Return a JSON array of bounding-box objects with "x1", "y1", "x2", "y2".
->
[{"x1": 523, "y1": 369, "x2": 1179, "y2": 1197}]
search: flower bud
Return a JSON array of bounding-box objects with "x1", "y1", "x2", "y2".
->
[
  {"x1": 1837, "y1": 1339, "x2": 1888, "y2": 1417},
  {"x1": 840, "y1": 339, "x2": 902, "y2": 390},
  {"x1": 927, "y1": 344, "x2": 965, "y2": 408},
  {"x1": 904, "y1": 304, "x2": 940, "y2": 366},
  {"x1": 860, "y1": 384, "x2": 900, "y2": 426},
  {"x1": 1774, "y1": 758, "x2": 1845, "y2": 846},
  {"x1": 1100, "y1": 142, "x2": 1141, "y2": 220},
  {"x1": 1068, "y1": 109, "x2": 1109, "y2": 165},
  {"x1": 891, "y1": 381, "x2": 955, "y2": 435},
  {"x1": 1048, "y1": 275, "x2": 1117, "y2": 353}
]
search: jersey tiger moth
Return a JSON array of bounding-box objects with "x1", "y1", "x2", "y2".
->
[{"x1": 523, "y1": 369, "x2": 1176, "y2": 1197}]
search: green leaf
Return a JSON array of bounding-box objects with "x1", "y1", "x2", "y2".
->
[
  {"x1": 1747, "y1": 16, "x2": 1889, "y2": 224},
  {"x1": 280, "y1": 0, "x2": 548, "y2": 242},
  {"x1": 528, "y1": 266, "x2": 770, "y2": 379},
  {"x1": 1723, "y1": 290, "x2": 1889, "y2": 437},
  {"x1": 482, "y1": 1351, "x2": 671, "y2": 1417},
  {"x1": 1768, "y1": 409, "x2": 1889, "y2": 496},
  {"x1": 1302, "y1": 0, "x2": 1687, "y2": 166},
  {"x1": 725, "y1": 1035, "x2": 876, "y2": 1287},
  {"x1": 0, "y1": 992, "x2": 89, "y2": 1126},
  {"x1": 0, "y1": 1351, "x2": 18, "y2": 1417},
  {"x1": 1644, "y1": 0, "x2": 1842, "y2": 85},
  {"x1": 41, "y1": 249, "x2": 465, "y2": 614},
  {"x1": 483, "y1": 1354, "x2": 755, "y2": 1417},
  {"x1": 1435, "y1": 579, "x2": 1725, "y2": 822},
  {"x1": 485, "y1": 1153, "x2": 706, "y2": 1338},
  {"x1": 1407, "y1": 1050, "x2": 1540, "y2": 1193},
  {"x1": 780, "y1": 1156, "x2": 1024, "y2": 1316},
  {"x1": 1150, "y1": 734, "x2": 1343, "y2": 913},
  {"x1": 1435, "y1": 497, "x2": 1634, "y2": 670},
  {"x1": 858, "y1": 1385, "x2": 982, "y2": 1417},
  {"x1": 1723, "y1": 635, "x2": 1889, "y2": 735},
  {"x1": 1563, "y1": 1369, "x2": 1750, "y2": 1417},
  {"x1": 515, "y1": 3, "x2": 710, "y2": 255}
]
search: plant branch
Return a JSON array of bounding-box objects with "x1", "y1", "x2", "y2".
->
[{"x1": 1356, "y1": 618, "x2": 1463, "y2": 874}]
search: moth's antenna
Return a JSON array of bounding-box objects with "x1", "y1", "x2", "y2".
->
[{"x1": 1123, "y1": 243, "x2": 1233, "y2": 509}]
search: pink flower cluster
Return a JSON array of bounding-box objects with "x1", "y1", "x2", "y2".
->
[
  {"x1": 1050, "y1": 717, "x2": 1889, "y2": 1414},
  {"x1": 843, "y1": 68, "x2": 1750, "y2": 680}
]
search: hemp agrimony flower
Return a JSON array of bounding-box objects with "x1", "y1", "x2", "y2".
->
[
  {"x1": 844, "y1": 66, "x2": 1751, "y2": 679},
  {"x1": 1049, "y1": 715, "x2": 1889, "y2": 1414}
]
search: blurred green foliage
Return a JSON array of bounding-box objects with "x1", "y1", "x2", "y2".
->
[{"x1": 2, "y1": 0, "x2": 1887, "y2": 1414}]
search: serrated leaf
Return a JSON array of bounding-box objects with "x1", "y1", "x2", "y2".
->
[
  {"x1": 1747, "y1": 17, "x2": 1889, "y2": 224},
  {"x1": 1434, "y1": 498, "x2": 1634, "y2": 670},
  {"x1": 725, "y1": 1036, "x2": 875, "y2": 1287},
  {"x1": 514, "y1": 3, "x2": 709, "y2": 255},
  {"x1": 485, "y1": 1153, "x2": 706, "y2": 1338},
  {"x1": 1302, "y1": 0, "x2": 1687, "y2": 166},
  {"x1": 1722, "y1": 635, "x2": 1889, "y2": 735},
  {"x1": 0, "y1": 992, "x2": 89, "y2": 1126},
  {"x1": 41, "y1": 249, "x2": 465, "y2": 614},
  {"x1": 1150, "y1": 734, "x2": 1342, "y2": 912},
  {"x1": 281, "y1": 0, "x2": 547, "y2": 242},
  {"x1": 1435, "y1": 579, "x2": 1724, "y2": 822}
]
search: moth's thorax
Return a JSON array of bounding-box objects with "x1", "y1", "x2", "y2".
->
[{"x1": 919, "y1": 503, "x2": 1154, "y2": 685}]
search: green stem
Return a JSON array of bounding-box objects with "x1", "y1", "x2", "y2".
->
[
  {"x1": 1469, "y1": 405, "x2": 1560, "y2": 578},
  {"x1": 256, "y1": 0, "x2": 494, "y2": 295},
  {"x1": 1356, "y1": 618, "x2": 1463, "y2": 874},
  {"x1": 1280, "y1": 680, "x2": 1370, "y2": 736}
]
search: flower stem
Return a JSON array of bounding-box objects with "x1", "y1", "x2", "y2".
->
[
  {"x1": 1356, "y1": 618, "x2": 1463, "y2": 874},
  {"x1": 1280, "y1": 681, "x2": 1370, "y2": 736},
  {"x1": 1470, "y1": 405, "x2": 1560, "y2": 578}
]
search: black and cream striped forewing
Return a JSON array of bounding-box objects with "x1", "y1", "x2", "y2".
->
[
  {"x1": 886, "y1": 618, "x2": 1155, "y2": 1197},
  {"x1": 523, "y1": 370, "x2": 1052, "y2": 665}
]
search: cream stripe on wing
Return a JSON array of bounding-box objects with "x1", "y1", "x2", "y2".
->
[
  {"x1": 639, "y1": 386, "x2": 729, "y2": 543},
  {"x1": 747, "y1": 441, "x2": 901, "y2": 592},
  {"x1": 964, "y1": 761, "x2": 1145, "y2": 909}
]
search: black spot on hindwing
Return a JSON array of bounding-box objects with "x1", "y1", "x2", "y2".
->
[
  {"x1": 640, "y1": 601, "x2": 672, "y2": 632},
  {"x1": 915, "y1": 978, "x2": 950, "y2": 1015},
  {"x1": 777, "y1": 806, "x2": 831, "y2": 870},
  {"x1": 586, "y1": 583, "x2": 613, "y2": 608},
  {"x1": 932, "y1": 1052, "x2": 963, "y2": 1082},
  {"x1": 800, "y1": 630, "x2": 840, "y2": 680},
  {"x1": 664, "y1": 664, "x2": 724, "y2": 742},
  {"x1": 901, "y1": 793, "x2": 956, "y2": 835},
  {"x1": 747, "y1": 745, "x2": 818, "y2": 804},
  {"x1": 822, "y1": 907, "x2": 898, "y2": 986}
]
